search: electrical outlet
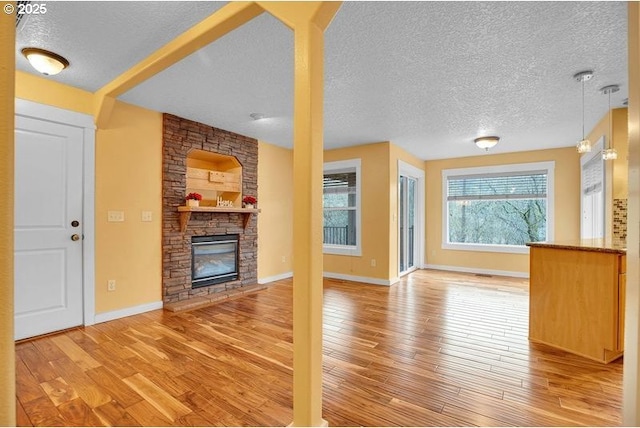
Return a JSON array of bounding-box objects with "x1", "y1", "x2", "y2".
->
[
  {"x1": 107, "y1": 211, "x2": 125, "y2": 222},
  {"x1": 107, "y1": 280, "x2": 116, "y2": 292},
  {"x1": 281, "y1": 256, "x2": 286, "y2": 263},
  {"x1": 141, "y1": 211, "x2": 152, "y2": 222},
  {"x1": 371, "y1": 259, "x2": 376, "y2": 267}
]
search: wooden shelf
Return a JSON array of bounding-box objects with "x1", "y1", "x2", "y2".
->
[{"x1": 177, "y1": 206, "x2": 260, "y2": 232}]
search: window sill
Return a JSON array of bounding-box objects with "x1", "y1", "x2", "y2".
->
[
  {"x1": 323, "y1": 245, "x2": 362, "y2": 256},
  {"x1": 442, "y1": 242, "x2": 530, "y2": 254}
]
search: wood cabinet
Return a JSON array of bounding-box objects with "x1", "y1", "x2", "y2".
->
[{"x1": 528, "y1": 242, "x2": 626, "y2": 363}]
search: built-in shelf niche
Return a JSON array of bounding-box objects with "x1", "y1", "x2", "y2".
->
[{"x1": 186, "y1": 149, "x2": 242, "y2": 207}]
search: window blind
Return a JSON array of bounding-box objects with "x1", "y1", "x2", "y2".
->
[{"x1": 447, "y1": 171, "x2": 547, "y2": 201}]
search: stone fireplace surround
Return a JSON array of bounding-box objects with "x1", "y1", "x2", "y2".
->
[{"x1": 162, "y1": 114, "x2": 260, "y2": 309}]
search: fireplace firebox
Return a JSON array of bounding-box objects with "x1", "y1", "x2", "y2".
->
[{"x1": 191, "y1": 234, "x2": 239, "y2": 287}]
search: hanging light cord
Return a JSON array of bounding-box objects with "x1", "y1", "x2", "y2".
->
[
  {"x1": 581, "y1": 78, "x2": 586, "y2": 140},
  {"x1": 608, "y1": 89, "x2": 613, "y2": 149}
]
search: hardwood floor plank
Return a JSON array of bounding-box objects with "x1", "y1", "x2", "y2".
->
[
  {"x1": 57, "y1": 397, "x2": 105, "y2": 426},
  {"x1": 122, "y1": 373, "x2": 192, "y2": 422},
  {"x1": 85, "y1": 366, "x2": 143, "y2": 408},
  {"x1": 16, "y1": 270, "x2": 622, "y2": 427},
  {"x1": 20, "y1": 395, "x2": 67, "y2": 427},
  {"x1": 93, "y1": 400, "x2": 141, "y2": 427},
  {"x1": 16, "y1": 343, "x2": 58, "y2": 383},
  {"x1": 48, "y1": 356, "x2": 112, "y2": 409},
  {"x1": 51, "y1": 335, "x2": 101, "y2": 371},
  {"x1": 15, "y1": 359, "x2": 46, "y2": 404},
  {"x1": 16, "y1": 398, "x2": 33, "y2": 427},
  {"x1": 39, "y1": 377, "x2": 78, "y2": 407}
]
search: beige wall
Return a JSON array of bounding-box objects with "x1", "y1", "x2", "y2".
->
[
  {"x1": 425, "y1": 147, "x2": 580, "y2": 275},
  {"x1": 257, "y1": 141, "x2": 294, "y2": 280},
  {"x1": 16, "y1": 73, "x2": 163, "y2": 314},
  {"x1": 324, "y1": 142, "x2": 391, "y2": 280},
  {"x1": 95, "y1": 101, "x2": 162, "y2": 313}
]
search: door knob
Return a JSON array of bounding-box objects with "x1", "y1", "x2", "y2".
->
[{"x1": 71, "y1": 234, "x2": 80, "y2": 241}]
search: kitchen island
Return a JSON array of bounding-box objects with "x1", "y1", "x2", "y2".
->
[{"x1": 527, "y1": 239, "x2": 626, "y2": 363}]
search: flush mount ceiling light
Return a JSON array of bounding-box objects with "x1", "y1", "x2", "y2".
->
[
  {"x1": 574, "y1": 70, "x2": 594, "y2": 154},
  {"x1": 474, "y1": 136, "x2": 499, "y2": 151},
  {"x1": 601, "y1": 84, "x2": 620, "y2": 161},
  {"x1": 249, "y1": 113, "x2": 265, "y2": 121},
  {"x1": 21, "y1": 47, "x2": 69, "y2": 76}
]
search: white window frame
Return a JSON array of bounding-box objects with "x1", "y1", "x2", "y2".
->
[
  {"x1": 323, "y1": 159, "x2": 362, "y2": 256},
  {"x1": 442, "y1": 161, "x2": 555, "y2": 254}
]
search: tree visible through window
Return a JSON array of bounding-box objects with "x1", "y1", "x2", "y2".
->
[
  {"x1": 445, "y1": 165, "x2": 552, "y2": 248},
  {"x1": 323, "y1": 159, "x2": 361, "y2": 255}
]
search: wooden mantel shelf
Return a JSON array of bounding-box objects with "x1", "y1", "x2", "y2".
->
[{"x1": 178, "y1": 206, "x2": 260, "y2": 232}]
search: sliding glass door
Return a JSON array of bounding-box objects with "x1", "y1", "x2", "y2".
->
[{"x1": 399, "y1": 175, "x2": 417, "y2": 275}]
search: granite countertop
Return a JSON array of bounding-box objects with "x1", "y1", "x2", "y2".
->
[{"x1": 526, "y1": 239, "x2": 626, "y2": 254}]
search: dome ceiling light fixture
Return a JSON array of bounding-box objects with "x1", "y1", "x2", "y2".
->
[
  {"x1": 21, "y1": 47, "x2": 69, "y2": 76},
  {"x1": 249, "y1": 113, "x2": 266, "y2": 121},
  {"x1": 574, "y1": 70, "x2": 594, "y2": 154},
  {"x1": 600, "y1": 84, "x2": 620, "y2": 161},
  {"x1": 474, "y1": 136, "x2": 500, "y2": 151}
]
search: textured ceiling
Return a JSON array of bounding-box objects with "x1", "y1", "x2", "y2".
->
[{"x1": 15, "y1": 1, "x2": 628, "y2": 160}]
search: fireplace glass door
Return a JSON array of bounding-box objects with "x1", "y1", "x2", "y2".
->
[{"x1": 192, "y1": 235, "x2": 239, "y2": 287}]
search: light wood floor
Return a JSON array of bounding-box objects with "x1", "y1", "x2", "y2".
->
[{"x1": 16, "y1": 270, "x2": 623, "y2": 426}]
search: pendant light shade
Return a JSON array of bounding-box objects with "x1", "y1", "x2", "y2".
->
[
  {"x1": 574, "y1": 70, "x2": 593, "y2": 153},
  {"x1": 21, "y1": 48, "x2": 69, "y2": 76},
  {"x1": 600, "y1": 84, "x2": 620, "y2": 161}
]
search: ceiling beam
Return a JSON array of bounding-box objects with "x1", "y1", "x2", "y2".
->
[{"x1": 93, "y1": 1, "x2": 264, "y2": 128}]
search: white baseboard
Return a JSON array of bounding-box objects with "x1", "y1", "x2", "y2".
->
[
  {"x1": 94, "y1": 300, "x2": 164, "y2": 324},
  {"x1": 423, "y1": 264, "x2": 529, "y2": 279},
  {"x1": 323, "y1": 271, "x2": 399, "y2": 286},
  {"x1": 258, "y1": 271, "x2": 293, "y2": 284}
]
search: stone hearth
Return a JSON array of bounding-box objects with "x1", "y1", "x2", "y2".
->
[{"x1": 162, "y1": 114, "x2": 258, "y2": 307}]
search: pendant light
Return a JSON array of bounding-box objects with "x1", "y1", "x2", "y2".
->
[
  {"x1": 601, "y1": 84, "x2": 620, "y2": 161},
  {"x1": 574, "y1": 70, "x2": 594, "y2": 153}
]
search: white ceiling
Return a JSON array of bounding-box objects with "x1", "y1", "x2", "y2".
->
[{"x1": 15, "y1": 1, "x2": 628, "y2": 160}]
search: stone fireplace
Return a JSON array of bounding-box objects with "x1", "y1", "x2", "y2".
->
[{"x1": 162, "y1": 114, "x2": 259, "y2": 309}]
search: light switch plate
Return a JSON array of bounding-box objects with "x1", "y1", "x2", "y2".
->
[
  {"x1": 107, "y1": 211, "x2": 125, "y2": 222},
  {"x1": 141, "y1": 211, "x2": 152, "y2": 222}
]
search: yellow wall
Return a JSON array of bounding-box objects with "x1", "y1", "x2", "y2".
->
[
  {"x1": 389, "y1": 144, "x2": 425, "y2": 279},
  {"x1": 324, "y1": 142, "x2": 391, "y2": 280},
  {"x1": 257, "y1": 141, "x2": 294, "y2": 280},
  {"x1": 15, "y1": 73, "x2": 163, "y2": 314},
  {"x1": 95, "y1": 101, "x2": 162, "y2": 313},
  {"x1": 425, "y1": 147, "x2": 580, "y2": 275},
  {"x1": 1, "y1": 7, "x2": 16, "y2": 424},
  {"x1": 15, "y1": 71, "x2": 93, "y2": 115}
]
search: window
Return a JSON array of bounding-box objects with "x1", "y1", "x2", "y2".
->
[
  {"x1": 442, "y1": 161, "x2": 554, "y2": 254},
  {"x1": 323, "y1": 159, "x2": 361, "y2": 256}
]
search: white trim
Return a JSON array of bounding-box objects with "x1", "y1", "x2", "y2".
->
[
  {"x1": 398, "y1": 160, "x2": 425, "y2": 276},
  {"x1": 442, "y1": 161, "x2": 555, "y2": 254},
  {"x1": 94, "y1": 301, "x2": 164, "y2": 324},
  {"x1": 15, "y1": 98, "x2": 97, "y2": 327},
  {"x1": 258, "y1": 271, "x2": 293, "y2": 284},
  {"x1": 424, "y1": 264, "x2": 529, "y2": 279},
  {"x1": 323, "y1": 159, "x2": 362, "y2": 256},
  {"x1": 323, "y1": 271, "x2": 399, "y2": 286}
]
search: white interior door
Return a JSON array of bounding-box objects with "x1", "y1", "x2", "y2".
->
[{"x1": 14, "y1": 115, "x2": 84, "y2": 340}]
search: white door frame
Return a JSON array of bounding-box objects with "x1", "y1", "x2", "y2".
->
[
  {"x1": 15, "y1": 98, "x2": 96, "y2": 326},
  {"x1": 398, "y1": 160, "x2": 425, "y2": 275}
]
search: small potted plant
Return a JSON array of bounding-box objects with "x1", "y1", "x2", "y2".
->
[
  {"x1": 243, "y1": 195, "x2": 257, "y2": 209},
  {"x1": 185, "y1": 192, "x2": 202, "y2": 207}
]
